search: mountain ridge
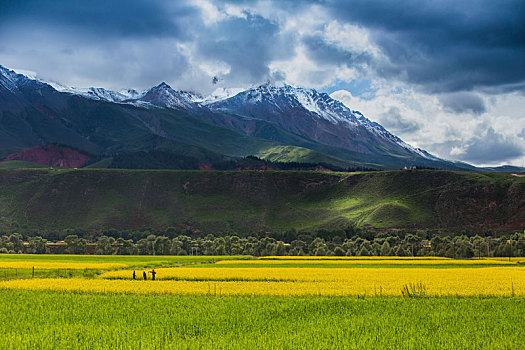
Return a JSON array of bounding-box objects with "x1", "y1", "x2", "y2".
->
[{"x1": 0, "y1": 64, "x2": 519, "y2": 171}]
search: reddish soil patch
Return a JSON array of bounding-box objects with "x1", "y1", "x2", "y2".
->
[
  {"x1": 198, "y1": 163, "x2": 213, "y2": 170},
  {"x1": 3, "y1": 145, "x2": 91, "y2": 168}
]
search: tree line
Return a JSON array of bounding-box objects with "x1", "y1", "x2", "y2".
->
[
  {"x1": 1, "y1": 231, "x2": 524, "y2": 258},
  {"x1": 103, "y1": 152, "x2": 378, "y2": 172}
]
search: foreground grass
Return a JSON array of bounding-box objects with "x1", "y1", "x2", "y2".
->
[{"x1": 0, "y1": 290, "x2": 524, "y2": 349}]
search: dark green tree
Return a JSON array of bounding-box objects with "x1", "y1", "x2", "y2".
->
[
  {"x1": 153, "y1": 236, "x2": 171, "y2": 255},
  {"x1": 96, "y1": 236, "x2": 117, "y2": 255},
  {"x1": 28, "y1": 236, "x2": 48, "y2": 254},
  {"x1": 380, "y1": 241, "x2": 392, "y2": 256},
  {"x1": 334, "y1": 246, "x2": 346, "y2": 256},
  {"x1": 65, "y1": 235, "x2": 87, "y2": 254}
]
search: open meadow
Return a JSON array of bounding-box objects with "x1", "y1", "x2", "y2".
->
[{"x1": 1, "y1": 255, "x2": 525, "y2": 349}]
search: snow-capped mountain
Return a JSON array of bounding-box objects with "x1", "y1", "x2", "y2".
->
[
  {"x1": 2, "y1": 66, "x2": 144, "y2": 104},
  {"x1": 1, "y1": 63, "x2": 446, "y2": 168},
  {"x1": 206, "y1": 82, "x2": 434, "y2": 159},
  {"x1": 0, "y1": 65, "x2": 46, "y2": 93},
  {"x1": 0, "y1": 65, "x2": 67, "y2": 112},
  {"x1": 207, "y1": 81, "x2": 362, "y2": 124},
  {"x1": 133, "y1": 82, "x2": 202, "y2": 111},
  {"x1": 58, "y1": 87, "x2": 138, "y2": 103},
  {"x1": 51, "y1": 79, "x2": 203, "y2": 111},
  {"x1": 196, "y1": 87, "x2": 245, "y2": 104}
]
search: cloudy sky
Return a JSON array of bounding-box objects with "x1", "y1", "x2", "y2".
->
[{"x1": 1, "y1": 0, "x2": 524, "y2": 166}]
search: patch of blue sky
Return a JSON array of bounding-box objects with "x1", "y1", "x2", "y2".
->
[{"x1": 319, "y1": 79, "x2": 377, "y2": 100}]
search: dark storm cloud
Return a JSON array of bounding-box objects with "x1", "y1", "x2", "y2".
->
[
  {"x1": 0, "y1": 0, "x2": 296, "y2": 89},
  {"x1": 461, "y1": 130, "x2": 523, "y2": 164},
  {"x1": 379, "y1": 107, "x2": 420, "y2": 133},
  {"x1": 1, "y1": 0, "x2": 523, "y2": 94},
  {"x1": 301, "y1": 34, "x2": 372, "y2": 68},
  {"x1": 195, "y1": 13, "x2": 295, "y2": 85},
  {"x1": 439, "y1": 92, "x2": 486, "y2": 115},
  {"x1": 323, "y1": 0, "x2": 525, "y2": 93},
  {"x1": 0, "y1": 0, "x2": 201, "y2": 89},
  {"x1": 0, "y1": 0, "x2": 195, "y2": 39},
  {"x1": 433, "y1": 128, "x2": 523, "y2": 164}
]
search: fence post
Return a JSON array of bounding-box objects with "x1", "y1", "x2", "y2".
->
[{"x1": 32, "y1": 266, "x2": 35, "y2": 278}]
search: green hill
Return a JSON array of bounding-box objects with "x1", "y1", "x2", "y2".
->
[
  {"x1": 0, "y1": 169, "x2": 523, "y2": 235},
  {"x1": 0, "y1": 160, "x2": 51, "y2": 169}
]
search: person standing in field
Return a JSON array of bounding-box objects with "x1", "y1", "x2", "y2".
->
[
  {"x1": 151, "y1": 269, "x2": 156, "y2": 281},
  {"x1": 143, "y1": 271, "x2": 147, "y2": 280},
  {"x1": 132, "y1": 271, "x2": 136, "y2": 280}
]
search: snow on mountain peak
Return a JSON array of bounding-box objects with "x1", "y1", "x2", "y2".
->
[
  {"x1": 257, "y1": 80, "x2": 288, "y2": 89},
  {"x1": 118, "y1": 89, "x2": 143, "y2": 100},
  {"x1": 199, "y1": 87, "x2": 245, "y2": 104},
  {"x1": 11, "y1": 68, "x2": 38, "y2": 80},
  {"x1": 0, "y1": 65, "x2": 142, "y2": 103},
  {"x1": 212, "y1": 81, "x2": 361, "y2": 125},
  {"x1": 137, "y1": 82, "x2": 203, "y2": 110},
  {"x1": 0, "y1": 65, "x2": 20, "y2": 92},
  {"x1": 67, "y1": 87, "x2": 133, "y2": 102},
  {"x1": 0, "y1": 64, "x2": 55, "y2": 93}
]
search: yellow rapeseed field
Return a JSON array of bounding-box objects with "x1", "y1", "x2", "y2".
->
[
  {"x1": 259, "y1": 256, "x2": 449, "y2": 260},
  {"x1": 100, "y1": 266, "x2": 525, "y2": 289},
  {"x1": 100, "y1": 266, "x2": 521, "y2": 282},
  {"x1": 0, "y1": 262, "x2": 128, "y2": 270},
  {"x1": 2, "y1": 266, "x2": 523, "y2": 296},
  {"x1": 216, "y1": 258, "x2": 518, "y2": 265},
  {"x1": 486, "y1": 257, "x2": 524, "y2": 262}
]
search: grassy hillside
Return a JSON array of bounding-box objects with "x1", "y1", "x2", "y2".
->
[
  {"x1": 0, "y1": 160, "x2": 50, "y2": 169},
  {"x1": 0, "y1": 169, "x2": 523, "y2": 234},
  {"x1": 256, "y1": 145, "x2": 377, "y2": 169}
]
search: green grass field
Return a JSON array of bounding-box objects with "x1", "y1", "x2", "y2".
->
[
  {"x1": 1, "y1": 290, "x2": 524, "y2": 349},
  {"x1": 0, "y1": 254, "x2": 249, "y2": 266}
]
